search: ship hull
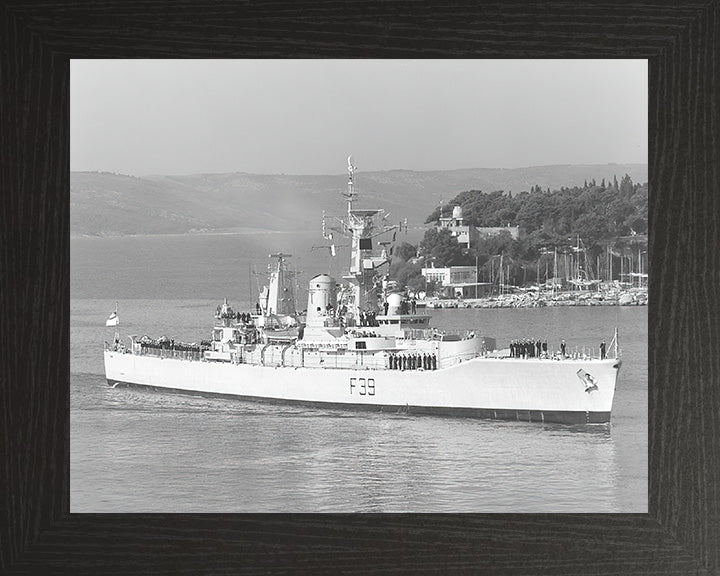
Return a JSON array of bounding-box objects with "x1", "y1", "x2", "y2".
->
[{"x1": 104, "y1": 351, "x2": 620, "y2": 424}]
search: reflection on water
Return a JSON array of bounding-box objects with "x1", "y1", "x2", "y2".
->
[{"x1": 71, "y1": 365, "x2": 625, "y2": 512}]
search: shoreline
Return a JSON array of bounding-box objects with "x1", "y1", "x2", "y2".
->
[{"x1": 424, "y1": 288, "x2": 648, "y2": 309}]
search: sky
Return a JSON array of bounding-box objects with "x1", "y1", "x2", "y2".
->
[{"x1": 71, "y1": 59, "x2": 647, "y2": 176}]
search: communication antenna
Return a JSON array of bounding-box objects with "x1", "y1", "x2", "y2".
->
[{"x1": 342, "y1": 155, "x2": 358, "y2": 213}]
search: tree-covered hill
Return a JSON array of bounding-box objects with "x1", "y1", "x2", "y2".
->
[
  {"x1": 70, "y1": 164, "x2": 647, "y2": 237},
  {"x1": 425, "y1": 175, "x2": 647, "y2": 244},
  {"x1": 393, "y1": 175, "x2": 648, "y2": 290}
]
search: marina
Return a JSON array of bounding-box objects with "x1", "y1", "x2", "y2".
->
[{"x1": 425, "y1": 286, "x2": 648, "y2": 309}]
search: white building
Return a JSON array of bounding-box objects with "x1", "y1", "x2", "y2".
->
[
  {"x1": 437, "y1": 206, "x2": 478, "y2": 248},
  {"x1": 422, "y1": 265, "x2": 476, "y2": 286},
  {"x1": 437, "y1": 205, "x2": 521, "y2": 246},
  {"x1": 421, "y1": 265, "x2": 491, "y2": 298}
]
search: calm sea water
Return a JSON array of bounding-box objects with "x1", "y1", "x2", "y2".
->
[{"x1": 70, "y1": 234, "x2": 647, "y2": 512}]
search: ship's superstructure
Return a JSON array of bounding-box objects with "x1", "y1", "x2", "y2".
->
[{"x1": 104, "y1": 158, "x2": 621, "y2": 424}]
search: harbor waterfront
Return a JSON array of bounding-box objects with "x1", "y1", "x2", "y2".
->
[
  {"x1": 425, "y1": 287, "x2": 648, "y2": 309},
  {"x1": 71, "y1": 231, "x2": 647, "y2": 512}
]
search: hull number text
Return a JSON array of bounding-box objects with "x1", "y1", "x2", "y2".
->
[{"x1": 350, "y1": 377, "x2": 375, "y2": 396}]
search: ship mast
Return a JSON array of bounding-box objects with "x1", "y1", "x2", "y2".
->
[
  {"x1": 324, "y1": 156, "x2": 400, "y2": 326},
  {"x1": 265, "y1": 253, "x2": 295, "y2": 316},
  {"x1": 345, "y1": 155, "x2": 357, "y2": 214}
]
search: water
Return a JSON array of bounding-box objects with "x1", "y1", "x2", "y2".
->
[{"x1": 70, "y1": 234, "x2": 647, "y2": 512}]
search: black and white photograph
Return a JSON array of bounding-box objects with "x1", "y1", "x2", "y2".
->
[{"x1": 70, "y1": 59, "x2": 648, "y2": 513}]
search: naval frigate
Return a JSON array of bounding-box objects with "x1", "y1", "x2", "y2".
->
[{"x1": 104, "y1": 157, "x2": 621, "y2": 424}]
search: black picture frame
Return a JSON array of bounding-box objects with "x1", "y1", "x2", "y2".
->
[{"x1": 2, "y1": 1, "x2": 718, "y2": 574}]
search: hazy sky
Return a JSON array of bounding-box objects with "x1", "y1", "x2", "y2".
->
[{"x1": 71, "y1": 59, "x2": 647, "y2": 176}]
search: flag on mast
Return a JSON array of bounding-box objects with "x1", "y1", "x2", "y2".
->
[{"x1": 106, "y1": 302, "x2": 119, "y2": 327}]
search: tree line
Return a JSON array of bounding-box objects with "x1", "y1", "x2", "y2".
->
[{"x1": 390, "y1": 174, "x2": 648, "y2": 290}]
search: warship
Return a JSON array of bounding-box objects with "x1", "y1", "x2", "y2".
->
[{"x1": 104, "y1": 158, "x2": 621, "y2": 424}]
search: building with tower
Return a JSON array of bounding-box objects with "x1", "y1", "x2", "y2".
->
[
  {"x1": 436, "y1": 204, "x2": 521, "y2": 248},
  {"x1": 437, "y1": 205, "x2": 479, "y2": 248}
]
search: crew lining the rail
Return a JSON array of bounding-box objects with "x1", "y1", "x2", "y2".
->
[{"x1": 388, "y1": 352, "x2": 437, "y2": 370}]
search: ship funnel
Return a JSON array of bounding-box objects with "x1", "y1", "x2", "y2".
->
[{"x1": 306, "y1": 274, "x2": 337, "y2": 327}]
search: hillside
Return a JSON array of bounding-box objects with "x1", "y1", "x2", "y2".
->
[{"x1": 70, "y1": 164, "x2": 648, "y2": 237}]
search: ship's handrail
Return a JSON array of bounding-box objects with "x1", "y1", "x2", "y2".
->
[
  {"x1": 401, "y1": 328, "x2": 476, "y2": 341},
  {"x1": 135, "y1": 347, "x2": 205, "y2": 361},
  {"x1": 124, "y1": 343, "x2": 614, "y2": 368},
  {"x1": 130, "y1": 342, "x2": 471, "y2": 371}
]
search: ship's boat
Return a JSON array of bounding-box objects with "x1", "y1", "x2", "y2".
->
[{"x1": 104, "y1": 157, "x2": 621, "y2": 424}]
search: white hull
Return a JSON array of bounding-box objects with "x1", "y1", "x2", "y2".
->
[{"x1": 104, "y1": 351, "x2": 620, "y2": 424}]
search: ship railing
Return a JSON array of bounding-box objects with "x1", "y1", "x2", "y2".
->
[
  {"x1": 572, "y1": 346, "x2": 606, "y2": 360},
  {"x1": 105, "y1": 340, "x2": 128, "y2": 353},
  {"x1": 401, "y1": 328, "x2": 430, "y2": 340},
  {"x1": 402, "y1": 328, "x2": 476, "y2": 341},
  {"x1": 136, "y1": 346, "x2": 206, "y2": 362},
  {"x1": 233, "y1": 344, "x2": 391, "y2": 370},
  {"x1": 500, "y1": 345, "x2": 609, "y2": 361}
]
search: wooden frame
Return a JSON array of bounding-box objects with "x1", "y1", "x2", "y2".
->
[{"x1": 2, "y1": 1, "x2": 717, "y2": 573}]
